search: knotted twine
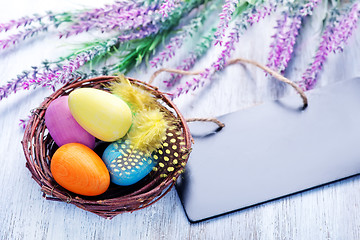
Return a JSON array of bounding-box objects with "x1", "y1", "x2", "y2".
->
[{"x1": 148, "y1": 57, "x2": 309, "y2": 128}]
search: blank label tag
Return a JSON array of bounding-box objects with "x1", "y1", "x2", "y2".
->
[{"x1": 176, "y1": 78, "x2": 360, "y2": 222}]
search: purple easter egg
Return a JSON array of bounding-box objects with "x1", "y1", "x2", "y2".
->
[{"x1": 45, "y1": 96, "x2": 95, "y2": 149}]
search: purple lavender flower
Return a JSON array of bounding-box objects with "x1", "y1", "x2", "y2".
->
[
  {"x1": 0, "y1": 24, "x2": 49, "y2": 50},
  {"x1": 300, "y1": 3, "x2": 360, "y2": 90},
  {"x1": 267, "y1": 14, "x2": 288, "y2": 72},
  {"x1": 267, "y1": 0, "x2": 321, "y2": 73},
  {"x1": 57, "y1": 53, "x2": 92, "y2": 84},
  {"x1": 150, "y1": 35, "x2": 182, "y2": 68},
  {"x1": 19, "y1": 115, "x2": 32, "y2": 130},
  {"x1": 299, "y1": 0, "x2": 322, "y2": 16},
  {"x1": 118, "y1": 23, "x2": 161, "y2": 42},
  {"x1": 162, "y1": 27, "x2": 217, "y2": 88},
  {"x1": 150, "y1": 2, "x2": 216, "y2": 69},
  {"x1": 97, "y1": 6, "x2": 158, "y2": 33},
  {"x1": 159, "y1": 0, "x2": 178, "y2": 17},
  {"x1": 28, "y1": 67, "x2": 62, "y2": 90},
  {"x1": 0, "y1": 79, "x2": 20, "y2": 100},
  {"x1": 171, "y1": 3, "x2": 275, "y2": 98},
  {"x1": 280, "y1": 16, "x2": 302, "y2": 70},
  {"x1": 214, "y1": 0, "x2": 238, "y2": 46},
  {"x1": 0, "y1": 63, "x2": 62, "y2": 101},
  {"x1": 163, "y1": 52, "x2": 198, "y2": 88},
  {"x1": 171, "y1": 68, "x2": 209, "y2": 98},
  {"x1": 267, "y1": 14, "x2": 302, "y2": 73},
  {"x1": 212, "y1": 29, "x2": 240, "y2": 72},
  {"x1": 0, "y1": 37, "x2": 119, "y2": 101},
  {"x1": 0, "y1": 11, "x2": 72, "y2": 50},
  {"x1": 60, "y1": 5, "x2": 158, "y2": 38},
  {"x1": 247, "y1": 4, "x2": 275, "y2": 25},
  {"x1": 57, "y1": 38, "x2": 118, "y2": 84},
  {"x1": 0, "y1": 14, "x2": 46, "y2": 32},
  {"x1": 213, "y1": 4, "x2": 273, "y2": 72},
  {"x1": 76, "y1": 1, "x2": 142, "y2": 21},
  {"x1": 0, "y1": 58, "x2": 93, "y2": 101}
]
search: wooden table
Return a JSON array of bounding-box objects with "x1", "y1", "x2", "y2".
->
[{"x1": 1, "y1": 1, "x2": 360, "y2": 239}]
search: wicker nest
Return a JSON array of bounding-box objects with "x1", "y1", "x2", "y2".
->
[{"x1": 21, "y1": 76, "x2": 192, "y2": 219}]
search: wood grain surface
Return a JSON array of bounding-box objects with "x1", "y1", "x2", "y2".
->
[{"x1": 1, "y1": 1, "x2": 360, "y2": 239}]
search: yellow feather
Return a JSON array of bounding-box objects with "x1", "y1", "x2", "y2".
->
[
  {"x1": 108, "y1": 75, "x2": 174, "y2": 155},
  {"x1": 127, "y1": 109, "x2": 169, "y2": 155},
  {"x1": 109, "y1": 75, "x2": 156, "y2": 112}
]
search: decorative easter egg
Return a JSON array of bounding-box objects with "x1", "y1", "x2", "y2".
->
[
  {"x1": 102, "y1": 140, "x2": 157, "y2": 186},
  {"x1": 50, "y1": 143, "x2": 110, "y2": 196},
  {"x1": 68, "y1": 88, "x2": 132, "y2": 142},
  {"x1": 45, "y1": 96, "x2": 95, "y2": 149}
]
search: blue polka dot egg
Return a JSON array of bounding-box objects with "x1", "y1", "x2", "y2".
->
[{"x1": 102, "y1": 139, "x2": 157, "y2": 186}]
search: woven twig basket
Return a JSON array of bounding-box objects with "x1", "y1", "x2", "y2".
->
[{"x1": 21, "y1": 76, "x2": 192, "y2": 219}]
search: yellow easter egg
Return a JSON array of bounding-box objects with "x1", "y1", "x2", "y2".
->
[{"x1": 68, "y1": 88, "x2": 132, "y2": 142}]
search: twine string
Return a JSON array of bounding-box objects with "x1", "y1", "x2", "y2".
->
[
  {"x1": 186, "y1": 117, "x2": 225, "y2": 128},
  {"x1": 149, "y1": 57, "x2": 308, "y2": 109},
  {"x1": 226, "y1": 58, "x2": 308, "y2": 108}
]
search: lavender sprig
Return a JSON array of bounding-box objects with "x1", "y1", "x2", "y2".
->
[
  {"x1": 98, "y1": 7, "x2": 158, "y2": 32},
  {"x1": 112, "y1": 0, "x2": 207, "y2": 72},
  {"x1": 0, "y1": 11, "x2": 72, "y2": 32},
  {"x1": 0, "y1": 23, "x2": 49, "y2": 50},
  {"x1": 57, "y1": 37, "x2": 119, "y2": 84},
  {"x1": 214, "y1": 0, "x2": 239, "y2": 46},
  {"x1": 172, "y1": 2, "x2": 275, "y2": 98},
  {"x1": 0, "y1": 37, "x2": 119, "y2": 101},
  {"x1": 150, "y1": 1, "x2": 218, "y2": 69},
  {"x1": 0, "y1": 60, "x2": 65, "y2": 101},
  {"x1": 76, "y1": 1, "x2": 145, "y2": 21},
  {"x1": 159, "y1": 0, "x2": 181, "y2": 17},
  {"x1": 19, "y1": 115, "x2": 32, "y2": 130},
  {"x1": 163, "y1": 28, "x2": 216, "y2": 88},
  {"x1": 21, "y1": 64, "x2": 61, "y2": 91},
  {"x1": 0, "y1": 13, "x2": 50, "y2": 32},
  {"x1": 267, "y1": 14, "x2": 303, "y2": 73},
  {"x1": 300, "y1": 2, "x2": 360, "y2": 90},
  {"x1": 267, "y1": 14, "x2": 288, "y2": 72},
  {"x1": 267, "y1": 0, "x2": 321, "y2": 73},
  {"x1": 149, "y1": 34, "x2": 182, "y2": 68},
  {"x1": 0, "y1": 12, "x2": 72, "y2": 50},
  {"x1": 60, "y1": 4, "x2": 158, "y2": 38},
  {"x1": 118, "y1": 23, "x2": 161, "y2": 42}
]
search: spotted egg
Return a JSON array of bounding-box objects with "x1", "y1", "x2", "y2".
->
[{"x1": 102, "y1": 140, "x2": 157, "y2": 186}]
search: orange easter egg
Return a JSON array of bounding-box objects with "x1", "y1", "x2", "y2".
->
[{"x1": 50, "y1": 143, "x2": 110, "y2": 196}]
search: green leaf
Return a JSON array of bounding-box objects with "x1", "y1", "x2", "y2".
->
[{"x1": 149, "y1": 36, "x2": 161, "y2": 51}]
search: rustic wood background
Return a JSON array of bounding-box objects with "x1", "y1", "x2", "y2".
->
[{"x1": 1, "y1": 0, "x2": 360, "y2": 239}]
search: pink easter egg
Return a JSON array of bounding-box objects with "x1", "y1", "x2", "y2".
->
[{"x1": 45, "y1": 96, "x2": 95, "y2": 149}]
